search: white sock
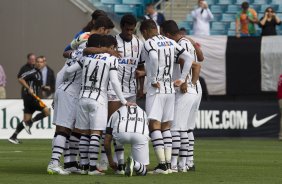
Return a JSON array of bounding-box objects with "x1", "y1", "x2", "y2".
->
[
  {"x1": 79, "y1": 135, "x2": 90, "y2": 166},
  {"x1": 89, "y1": 134, "x2": 101, "y2": 167},
  {"x1": 187, "y1": 130, "x2": 195, "y2": 165},
  {"x1": 114, "y1": 141, "x2": 124, "y2": 165},
  {"x1": 134, "y1": 160, "x2": 147, "y2": 175},
  {"x1": 51, "y1": 134, "x2": 67, "y2": 165},
  {"x1": 162, "y1": 129, "x2": 172, "y2": 164},
  {"x1": 171, "y1": 131, "x2": 180, "y2": 167},
  {"x1": 150, "y1": 130, "x2": 165, "y2": 164},
  {"x1": 179, "y1": 131, "x2": 189, "y2": 168}
]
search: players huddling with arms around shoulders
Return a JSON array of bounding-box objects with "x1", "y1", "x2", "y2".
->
[
  {"x1": 47, "y1": 16, "x2": 116, "y2": 175},
  {"x1": 160, "y1": 20, "x2": 204, "y2": 172},
  {"x1": 83, "y1": 14, "x2": 144, "y2": 174},
  {"x1": 105, "y1": 105, "x2": 149, "y2": 176},
  {"x1": 139, "y1": 19, "x2": 193, "y2": 174},
  {"x1": 9, "y1": 56, "x2": 50, "y2": 144}
]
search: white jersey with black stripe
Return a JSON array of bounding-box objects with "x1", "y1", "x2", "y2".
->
[
  {"x1": 107, "y1": 106, "x2": 149, "y2": 137},
  {"x1": 58, "y1": 45, "x2": 85, "y2": 97},
  {"x1": 142, "y1": 35, "x2": 185, "y2": 95},
  {"x1": 108, "y1": 34, "x2": 144, "y2": 96},
  {"x1": 174, "y1": 37, "x2": 201, "y2": 93},
  {"x1": 80, "y1": 53, "x2": 118, "y2": 104}
]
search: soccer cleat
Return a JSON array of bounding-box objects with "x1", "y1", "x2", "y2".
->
[
  {"x1": 88, "y1": 166, "x2": 105, "y2": 175},
  {"x1": 167, "y1": 163, "x2": 172, "y2": 174},
  {"x1": 188, "y1": 165, "x2": 195, "y2": 171},
  {"x1": 8, "y1": 137, "x2": 20, "y2": 144},
  {"x1": 47, "y1": 162, "x2": 70, "y2": 175},
  {"x1": 125, "y1": 157, "x2": 134, "y2": 177},
  {"x1": 187, "y1": 161, "x2": 195, "y2": 171},
  {"x1": 153, "y1": 164, "x2": 168, "y2": 174},
  {"x1": 22, "y1": 121, "x2": 32, "y2": 135},
  {"x1": 171, "y1": 165, "x2": 178, "y2": 173},
  {"x1": 64, "y1": 162, "x2": 81, "y2": 174},
  {"x1": 178, "y1": 166, "x2": 187, "y2": 173},
  {"x1": 115, "y1": 164, "x2": 125, "y2": 175},
  {"x1": 97, "y1": 160, "x2": 108, "y2": 171},
  {"x1": 80, "y1": 165, "x2": 89, "y2": 175}
]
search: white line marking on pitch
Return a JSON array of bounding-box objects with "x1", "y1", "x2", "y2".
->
[{"x1": 0, "y1": 150, "x2": 23, "y2": 153}]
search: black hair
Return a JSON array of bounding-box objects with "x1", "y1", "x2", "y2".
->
[
  {"x1": 91, "y1": 10, "x2": 107, "y2": 20},
  {"x1": 265, "y1": 7, "x2": 274, "y2": 13},
  {"x1": 160, "y1": 20, "x2": 179, "y2": 36},
  {"x1": 86, "y1": 34, "x2": 102, "y2": 48},
  {"x1": 140, "y1": 19, "x2": 157, "y2": 32},
  {"x1": 27, "y1": 53, "x2": 35, "y2": 59},
  {"x1": 241, "y1": 2, "x2": 249, "y2": 10},
  {"x1": 146, "y1": 3, "x2": 154, "y2": 8},
  {"x1": 120, "y1": 14, "x2": 137, "y2": 28},
  {"x1": 180, "y1": 27, "x2": 187, "y2": 32},
  {"x1": 82, "y1": 10, "x2": 107, "y2": 32},
  {"x1": 92, "y1": 16, "x2": 115, "y2": 30},
  {"x1": 99, "y1": 35, "x2": 117, "y2": 48}
]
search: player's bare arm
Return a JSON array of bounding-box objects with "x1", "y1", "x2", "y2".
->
[
  {"x1": 185, "y1": 36, "x2": 204, "y2": 62},
  {"x1": 18, "y1": 78, "x2": 33, "y2": 94},
  {"x1": 83, "y1": 47, "x2": 122, "y2": 58},
  {"x1": 104, "y1": 133, "x2": 118, "y2": 170}
]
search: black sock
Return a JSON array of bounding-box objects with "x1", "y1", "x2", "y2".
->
[
  {"x1": 31, "y1": 113, "x2": 46, "y2": 123},
  {"x1": 11, "y1": 122, "x2": 25, "y2": 138}
]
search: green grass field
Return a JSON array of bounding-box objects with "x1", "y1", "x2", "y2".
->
[{"x1": 1, "y1": 139, "x2": 282, "y2": 184}]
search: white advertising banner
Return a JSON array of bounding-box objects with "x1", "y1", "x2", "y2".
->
[{"x1": 0, "y1": 99, "x2": 55, "y2": 139}]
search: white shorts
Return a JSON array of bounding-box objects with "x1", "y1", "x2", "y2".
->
[
  {"x1": 146, "y1": 93, "x2": 175, "y2": 122},
  {"x1": 187, "y1": 91, "x2": 202, "y2": 130},
  {"x1": 108, "y1": 93, "x2": 136, "y2": 103},
  {"x1": 171, "y1": 92, "x2": 197, "y2": 131},
  {"x1": 114, "y1": 132, "x2": 150, "y2": 165},
  {"x1": 53, "y1": 88, "x2": 78, "y2": 129},
  {"x1": 75, "y1": 98, "x2": 107, "y2": 130}
]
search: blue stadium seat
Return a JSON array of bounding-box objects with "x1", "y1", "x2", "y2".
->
[
  {"x1": 178, "y1": 21, "x2": 192, "y2": 31},
  {"x1": 218, "y1": 0, "x2": 234, "y2": 5},
  {"x1": 228, "y1": 30, "x2": 236, "y2": 36},
  {"x1": 229, "y1": 22, "x2": 236, "y2": 30},
  {"x1": 210, "y1": 30, "x2": 227, "y2": 35},
  {"x1": 249, "y1": 4, "x2": 261, "y2": 12},
  {"x1": 235, "y1": 0, "x2": 251, "y2": 4},
  {"x1": 271, "y1": 0, "x2": 281, "y2": 5},
  {"x1": 114, "y1": 4, "x2": 137, "y2": 14},
  {"x1": 212, "y1": 22, "x2": 227, "y2": 30},
  {"x1": 253, "y1": 0, "x2": 269, "y2": 5},
  {"x1": 211, "y1": 5, "x2": 226, "y2": 13},
  {"x1": 221, "y1": 14, "x2": 236, "y2": 22},
  {"x1": 277, "y1": 5, "x2": 282, "y2": 13},
  {"x1": 187, "y1": 15, "x2": 193, "y2": 21},
  {"x1": 276, "y1": 13, "x2": 282, "y2": 20},
  {"x1": 101, "y1": 0, "x2": 122, "y2": 4},
  {"x1": 257, "y1": 13, "x2": 264, "y2": 19},
  {"x1": 213, "y1": 14, "x2": 222, "y2": 21},
  {"x1": 259, "y1": 4, "x2": 276, "y2": 13},
  {"x1": 122, "y1": 0, "x2": 143, "y2": 4},
  {"x1": 206, "y1": 0, "x2": 218, "y2": 4},
  {"x1": 226, "y1": 5, "x2": 240, "y2": 13}
]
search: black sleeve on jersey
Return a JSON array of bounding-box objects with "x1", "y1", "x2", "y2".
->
[
  {"x1": 144, "y1": 41, "x2": 157, "y2": 55},
  {"x1": 77, "y1": 60, "x2": 83, "y2": 68},
  {"x1": 20, "y1": 70, "x2": 36, "y2": 80},
  {"x1": 175, "y1": 48, "x2": 186, "y2": 63},
  {"x1": 106, "y1": 127, "x2": 113, "y2": 135}
]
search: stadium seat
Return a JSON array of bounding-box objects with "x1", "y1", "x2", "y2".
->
[
  {"x1": 249, "y1": 4, "x2": 261, "y2": 12},
  {"x1": 122, "y1": 0, "x2": 143, "y2": 5},
  {"x1": 253, "y1": 0, "x2": 269, "y2": 5},
  {"x1": 114, "y1": 4, "x2": 137, "y2": 14},
  {"x1": 229, "y1": 22, "x2": 236, "y2": 30},
  {"x1": 178, "y1": 21, "x2": 192, "y2": 31},
  {"x1": 235, "y1": 0, "x2": 251, "y2": 4},
  {"x1": 228, "y1": 30, "x2": 236, "y2": 36},
  {"x1": 187, "y1": 15, "x2": 193, "y2": 21},
  {"x1": 226, "y1": 5, "x2": 240, "y2": 13},
  {"x1": 212, "y1": 22, "x2": 227, "y2": 30},
  {"x1": 206, "y1": 0, "x2": 218, "y2": 4},
  {"x1": 277, "y1": 5, "x2": 282, "y2": 13},
  {"x1": 213, "y1": 14, "x2": 222, "y2": 21},
  {"x1": 218, "y1": 0, "x2": 234, "y2": 5},
  {"x1": 276, "y1": 13, "x2": 282, "y2": 20},
  {"x1": 259, "y1": 4, "x2": 277, "y2": 13},
  {"x1": 211, "y1": 5, "x2": 226, "y2": 13},
  {"x1": 221, "y1": 13, "x2": 236, "y2": 22},
  {"x1": 210, "y1": 30, "x2": 226, "y2": 35},
  {"x1": 101, "y1": 0, "x2": 122, "y2": 4},
  {"x1": 271, "y1": 0, "x2": 281, "y2": 4}
]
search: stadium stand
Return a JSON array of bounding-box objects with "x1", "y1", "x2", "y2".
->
[{"x1": 182, "y1": 0, "x2": 282, "y2": 35}]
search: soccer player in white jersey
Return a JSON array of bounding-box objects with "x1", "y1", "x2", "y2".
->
[
  {"x1": 47, "y1": 17, "x2": 115, "y2": 175},
  {"x1": 104, "y1": 105, "x2": 149, "y2": 177},
  {"x1": 65, "y1": 35, "x2": 135, "y2": 175},
  {"x1": 161, "y1": 20, "x2": 204, "y2": 172},
  {"x1": 139, "y1": 19, "x2": 193, "y2": 174}
]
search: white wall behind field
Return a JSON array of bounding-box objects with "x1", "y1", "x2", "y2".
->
[{"x1": 0, "y1": 0, "x2": 90, "y2": 98}]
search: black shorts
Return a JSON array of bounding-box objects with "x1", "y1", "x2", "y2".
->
[{"x1": 23, "y1": 95, "x2": 45, "y2": 114}]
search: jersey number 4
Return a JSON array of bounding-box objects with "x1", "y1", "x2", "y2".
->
[{"x1": 89, "y1": 65, "x2": 99, "y2": 85}]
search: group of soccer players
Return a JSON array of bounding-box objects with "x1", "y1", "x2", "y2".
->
[{"x1": 20, "y1": 9, "x2": 204, "y2": 176}]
